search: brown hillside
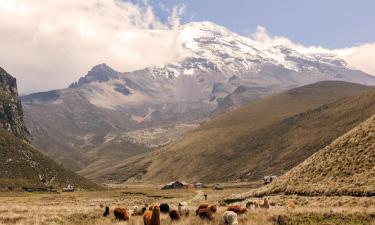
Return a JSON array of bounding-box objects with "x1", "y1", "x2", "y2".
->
[
  {"x1": 239, "y1": 114, "x2": 375, "y2": 198},
  {"x1": 0, "y1": 126, "x2": 99, "y2": 191},
  {"x1": 89, "y1": 81, "x2": 374, "y2": 183}
]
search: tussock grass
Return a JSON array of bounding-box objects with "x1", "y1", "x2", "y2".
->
[
  {"x1": 1, "y1": 187, "x2": 375, "y2": 225},
  {"x1": 231, "y1": 115, "x2": 375, "y2": 198}
]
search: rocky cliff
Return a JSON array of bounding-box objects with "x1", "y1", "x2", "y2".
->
[{"x1": 0, "y1": 67, "x2": 28, "y2": 140}]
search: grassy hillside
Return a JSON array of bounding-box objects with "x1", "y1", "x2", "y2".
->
[
  {"x1": 251, "y1": 114, "x2": 375, "y2": 197},
  {"x1": 89, "y1": 81, "x2": 374, "y2": 183},
  {"x1": 0, "y1": 126, "x2": 99, "y2": 191}
]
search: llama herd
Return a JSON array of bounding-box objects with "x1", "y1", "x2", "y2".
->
[{"x1": 105, "y1": 198, "x2": 273, "y2": 225}]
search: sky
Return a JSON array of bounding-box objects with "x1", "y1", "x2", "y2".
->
[
  {"x1": 150, "y1": 0, "x2": 375, "y2": 49},
  {"x1": 0, "y1": 0, "x2": 374, "y2": 94}
]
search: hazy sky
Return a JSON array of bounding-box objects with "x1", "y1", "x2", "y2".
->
[{"x1": 0, "y1": 0, "x2": 374, "y2": 94}]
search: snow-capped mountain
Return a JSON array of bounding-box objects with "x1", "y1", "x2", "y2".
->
[
  {"x1": 22, "y1": 21, "x2": 375, "y2": 172},
  {"x1": 57, "y1": 22, "x2": 375, "y2": 111}
]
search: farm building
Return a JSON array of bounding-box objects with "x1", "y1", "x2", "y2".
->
[
  {"x1": 213, "y1": 184, "x2": 224, "y2": 190},
  {"x1": 194, "y1": 182, "x2": 206, "y2": 188},
  {"x1": 162, "y1": 181, "x2": 190, "y2": 189}
]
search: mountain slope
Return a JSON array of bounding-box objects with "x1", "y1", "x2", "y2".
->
[
  {"x1": 87, "y1": 82, "x2": 375, "y2": 183},
  {"x1": 22, "y1": 21, "x2": 375, "y2": 172},
  {"x1": 0, "y1": 126, "x2": 98, "y2": 190},
  {"x1": 0, "y1": 67, "x2": 98, "y2": 190},
  {"x1": 236, "y1": 114, "x2": 375, "y2": 198}
]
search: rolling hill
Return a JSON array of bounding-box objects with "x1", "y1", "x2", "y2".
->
[
  {"x1": 84, "y1": 81, "x2": 375, "y2": 183},
  {"x1": 23, "y1": 21, "x2": 375, "y2": 173},
  {"x1": 263, "y1": 114, "x2": 375, "y2": 196},
  {"x1": 228, "y1": 114, "x2": 375, "y2": 201}
]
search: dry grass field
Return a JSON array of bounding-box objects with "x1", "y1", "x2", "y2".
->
[{"x1": 1, "y1": 185, "x2": 375, "y2": 225}]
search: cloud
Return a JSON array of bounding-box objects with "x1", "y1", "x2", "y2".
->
[
  {"x1": 335, "y1": 43, "x2": 375, "y2": 76},
  {"x1": 1, "y1": 2, "x2": 374, "y2": 94},
  {"x1": 252, "y1": 26, "x2": 375, "y2": 76},
  {"x1": 0, "y1": 0, "x2": 184, "y2": 94}
]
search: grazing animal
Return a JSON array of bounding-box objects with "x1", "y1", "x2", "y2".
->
[
  {"x1": 260, "y1": 198, "x2": 270, "y2": 209},
  {"x1": 132, "y1": 206, "x2": 144, "y2": 216},
  {"x1": 227, "y1": 205, "x2": 247, "y2": 215},
  {"x1": 159, "y1": 203, "x2": 170, "y2": 214},
  {"x1": 114, "y1": 208, "x2": 129, "y2": 221},
  {"x1": 223, "y1": 211, "x2": 238, "y2": 225},
  {"x1": 169, "y1": 209, "x2": 181, "y2": 221},
  {"x1": 178, "y1": 204, "x2": 190, "y2": 217},
  {"x1": 287, "y1": 202, "x2": 296, "y2": 210},
  {"x1": 198, "y1": 208, "x2": 214, "y2": 221},
  {"x1": 103, "y1": 206, "x2": 110, "y2": 217},
  {"x1": 208, "y1": 205, "x2": 217, "y2": 213},
  {"x1": 179, "y1": 201, "x2": 188, "y2": 206},
  {"x1": 195, "y1": 204, "x2": 209, "y2": 215},
  {"x1": 143, "y1": 206, "x2": 160, "y2": 225},
  {"x1": 142, "y1": 204, "x2": 149, "y2": 213},
  {"x1": 246, "y1": 201, "x2": 256, "y2": 209}
]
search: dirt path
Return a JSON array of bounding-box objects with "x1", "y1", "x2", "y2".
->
[{"x1": 187, "y1": 190, "x2": 204, "y2": 203}]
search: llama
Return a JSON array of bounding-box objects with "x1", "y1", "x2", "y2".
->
[
  {"x1": 223, "y1": 211, "x2": 238, "y2": 225},
  {"x1": 114, "y1": 208, "x2": 129, "y2": 221},
  {"x1": 143, "y1": 206, "x2": 160, "y2": 225}
]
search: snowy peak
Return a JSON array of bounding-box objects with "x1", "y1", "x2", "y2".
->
[
  {"x1": 174, "y1": 21, "x2": 348, "y2": 76},
  {"x1": 69, "y1": 63, "x2": 120, "y2": 88}
]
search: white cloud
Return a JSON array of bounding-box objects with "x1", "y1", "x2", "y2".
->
[
  {"x1": 1, "y1": 2, "x2": 374, "y2": 94},
  {"x1": 0, "y1": 0, "x2": 184, "y2": 94},
  {"x1": 252, "y1": 26, "x2": 375, "y2": 76},
  {"x1": 335, "y1": 43, "x2": 375, "y2": 76}
]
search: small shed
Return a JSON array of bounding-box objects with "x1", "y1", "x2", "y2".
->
[
  {"x1": 183, "y1": 182, "x2": 195, "y2": 189},
  {"x1": 162, "y1": 181, "x2": 185, "y2": 189},
  {"x1": 213, "y1": 184, "x2": 224, "y2": 190},
  {"x1": 194, "y1": 182, "x2": 205, "y2": 188}
]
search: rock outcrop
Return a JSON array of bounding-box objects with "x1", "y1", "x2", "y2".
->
[{"x1": 0, "y1": 67, "x2": 28, "y2": 140}]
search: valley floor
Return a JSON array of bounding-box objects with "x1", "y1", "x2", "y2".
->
[{"x1": 0, "y1": 185, "x2": 374, "y2": 225}]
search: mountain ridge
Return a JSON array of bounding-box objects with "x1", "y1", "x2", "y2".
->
[
  {"x1": 83, "y1": 81, "x2": 375, "y2": 183},
  {"x1": 22, "y1": 21, "x2": 375, "y2": 174}
]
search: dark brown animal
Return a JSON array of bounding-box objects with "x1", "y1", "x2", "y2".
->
[
  {"x1": 103, "y1": 206, "x2": 110, "y2": 217},
  {"x1": 195, "y1": 204, "x2": 209, "y2": 215},
  {"x1": 160, "y1": 203, "x2": 170, "y2": 214},
  {"x1": 208, "y1": 205, "x2": 217, "y2": 213},
  {"x1": 198, "y1": 208, "x2": 214, "y2": 221},
  {"x1": 114, "y1": 208, "x2": 129, "y2": 221},
  {"x1": 169, "y1": 209, "x2": 181, "y2": 221},
  {"x1": 143, "y1": 206, "x2": 160, "y2": 225},
  {"x1": 227, "y1": 205, "x2": 247, "y2": 215}
]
